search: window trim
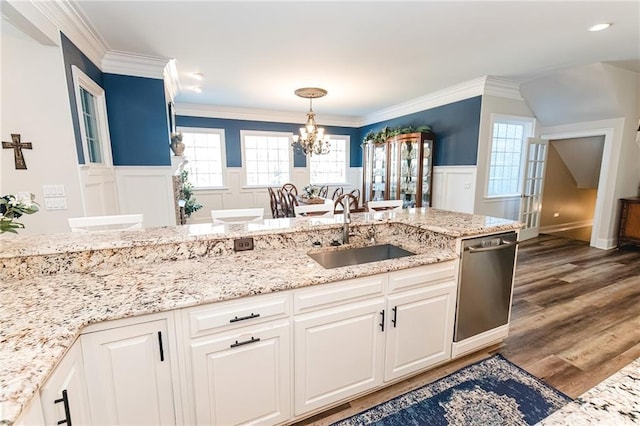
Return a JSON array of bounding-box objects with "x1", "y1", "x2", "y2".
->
[
  {"x1": 240, "y1": 129, "x2": 294, "y2": 188},
  {"x1": 484, "y1": 114, "x2": 535, "y2": 200},
  {"x1": 309, "y1": 134, "x2": 351, "y2": 186},
  {"x1": 177, "y1": 126, "x2": 227, "y2": 190},
  {"x1": 71, "y1": 65, "x2": 112, "y2": 167}
]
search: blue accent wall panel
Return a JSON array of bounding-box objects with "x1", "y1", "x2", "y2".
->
[
  {"x1": 176, "y1": 116, "x2": 359, "y2": 168},
  {"x1": 103, "y1": 74, "x2": 171, "y2": 166},
  {"x1": 358, "y1": 96, "x2": 482, "y2": 166},
  {"x1": 60, "y1": 32, "x2": 103, "y2": 164}
]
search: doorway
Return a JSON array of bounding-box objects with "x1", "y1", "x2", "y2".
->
[{"x1": 539, "y1": 136, "x2": 605, "y2": 243}]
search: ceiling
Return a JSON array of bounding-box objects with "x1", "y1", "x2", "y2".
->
[{"x1": 71, "y1": 1, "x2": 640, "y2": 120}]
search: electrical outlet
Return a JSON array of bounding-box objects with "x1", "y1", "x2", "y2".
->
[{"x1": 234, "y1": 237, "x2": 254, "y2": 252}]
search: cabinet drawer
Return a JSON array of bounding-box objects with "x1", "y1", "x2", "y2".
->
[
  {"x1": 293, "y1": 275, "x2": 386, "y2": 315},
  {"x1": 388, "y1": 261, "x2": 456, "y2": 294},
  {"x1": 185, "y1": 292, "x2": 291, "y2": 338}
]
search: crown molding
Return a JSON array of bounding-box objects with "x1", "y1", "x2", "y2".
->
[
  {"x1": 102, "y1": 51, "x2": 171, "y2": 79},
  {"x1": 164, "y1": 59, "x2": 181, "y2": 102},
  {"x1": 175, "y1": 103, "x2": 361, "y2": 128},
  {"x1": 33, "y1": 0, "x2": 107, "y2": 69},
  {"x1": 360, "y1": 76, "x2": 522, "y2": 126},
  {"x1": 1, "y1": 0, "x2": 59, "y2": 46},
  {"x1": 483, "y1": 76, "x2": 523, "y2": 100}
]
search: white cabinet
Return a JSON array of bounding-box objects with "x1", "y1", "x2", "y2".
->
[
  {"x1": 182, "y1": 292, "x2": 291, "y2": 426},
  {"x1": 292, "y1": 262, "x2": 457, "y2": 415},
  {"x1": 384, "y1": 263, "x2": 456, "y2": 381},
  {"x1": 81, "y1": 317, "x2": 177, "y2": 425},
  {"x1": 14, "y1": 393, "x2": 45, "y2": 426},
  {"x1": 39, "y1": 340, "x2": 92, "y2": 426},
  {"x1": 294, "y1": 297, "x2": 386, "y2": 415}
]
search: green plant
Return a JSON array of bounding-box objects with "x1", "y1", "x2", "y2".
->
[
  {"x1": 179, "y1": 170, "x2": 203, "y2": 217},
  {"x1": 1, "y1": 193, "x2": 39, "y2": 233},
  {"x1": 363, "y1": 125, "x2": 432, "y2": 145}
]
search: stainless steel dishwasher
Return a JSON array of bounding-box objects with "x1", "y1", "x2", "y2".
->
[{"x1": 454, "y1": 231, "x2": 518, "y2": 342}]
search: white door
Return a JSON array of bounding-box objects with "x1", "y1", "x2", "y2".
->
[
  {"x1": 519, "y1": 138, "x2": 549, "y2": 241},
  {"x1": 293, "y1": 298, "x2": 385, "y2": 415},
  {"x1": 81, "y1": 320, "x2": 176, "y2": 425},
  {"x1": 384, "y1": 282, "x2": 456, "y2": 382},
  {"x1": 40, "y1": 342, "x2": 92, "y2": 426},
  {"x1": 189, "y1": 321, "x2": 291, "y2": 426}
]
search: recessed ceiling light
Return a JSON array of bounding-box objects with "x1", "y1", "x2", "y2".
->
[
  {"x1": 189, "y1": 86, "x2": 202, "y2": 93},
  {"x1": 191, "y1": 72, "x2": 204, "y2": 80},
  {"x1": 589, "y1": 23, "x2": 612, "y2": 32}
]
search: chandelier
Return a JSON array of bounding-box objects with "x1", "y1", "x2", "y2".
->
[{"x1": 291, "y1": 87, "x2": 330, "y2": 155}]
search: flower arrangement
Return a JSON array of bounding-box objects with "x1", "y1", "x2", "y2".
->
[
  {"x1": 0, "y1": 193, "x2": 39, "y2": 233},
  {"x1": 303, "y1": 185, "x2": 321, "y2": 199}
]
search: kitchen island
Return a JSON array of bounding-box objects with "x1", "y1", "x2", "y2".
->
[{"x1": 0, "y1": 208, "x2": 521, "y2": 425}]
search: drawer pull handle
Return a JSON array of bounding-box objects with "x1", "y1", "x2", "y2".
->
[
  {"x1": 392, "y1": 306, "x2": 398, "y2": 328},
  {"x1": 230, "y1": 312, "x2": 260, "y2": 323},
  {"x1": 158, "y1": 331, "x2": 165, "y2": 362},
  {"x1": 230, "y1": 336, "x2": 261, "y2": 348},
  {"x1": 54, "y1": 389, "x2": 72, "y2": 426},
  {"x1": 380, "y1": 310, "x2": 385, "y2": 332}
]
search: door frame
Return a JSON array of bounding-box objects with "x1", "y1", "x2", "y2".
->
[{"x1": 541, "y1": 126, "x2": 616, "y2": 249}]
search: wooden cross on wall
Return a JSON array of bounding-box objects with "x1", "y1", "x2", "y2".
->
[{"x1": 2, "y1": 134, "x2": 32, "y2": 170}]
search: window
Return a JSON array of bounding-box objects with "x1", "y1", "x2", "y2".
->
[
  {"x1": 242, "y1": 131, "x2": 291, "y2": 186},
  {"x1": 486, "y1": 116, "x2": 534, "y2": 198},
  {"x1": 72, "y1": 66, "x2": 111, "y2": 165},
  {"x1": 180, "y1": 128, "x2": 226, "y2": 188},
  {"x1": 309, "y1": 135, "x2": 349, "y2": 185}
]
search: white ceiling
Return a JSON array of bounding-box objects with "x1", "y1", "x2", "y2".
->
[{"x1": 72, "y1": 0, "x2": 640, "y2": 119}]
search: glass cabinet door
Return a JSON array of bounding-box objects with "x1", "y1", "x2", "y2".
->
[
  {"x1": 400, "y1": 139, "x2": 419, "y2": 208},
  {"x1": 371, "y1": 143, "x2": 387, "y2": 201},
  {"x1": 388, "y1": 140, "x2": 400, "y2": 200},
  {"x1": 421, "y1": 138, "x2": 433, "y2": 207}
]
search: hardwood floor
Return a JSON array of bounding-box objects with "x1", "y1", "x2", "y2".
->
[{"x1": 293, "y1": 234, "x2": 640, "y2": 425}]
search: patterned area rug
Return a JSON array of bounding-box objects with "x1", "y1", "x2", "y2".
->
[{"x1": 332, "y1": 354, "x2": 571, "y2": 426}]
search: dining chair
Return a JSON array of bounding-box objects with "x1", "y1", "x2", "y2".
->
[
  {"x1": 349, "y1": 188, "x2": 361, "y2": 207},
  {"x1": 267, "y1": 187, "x2": 285, "y2": 218},
  {"x1": 294, "y1": 203, "x2": 334, "y2": 217},
  {"x1": 318, "y1": 185, "x2": 329, "y2": 198},
  {"x1": 367, "y1": 199, "x2": 404, "y2": 211},
  {"x1": 281, "y1": 183, "x2": 298, "y2": 197},
  {"x1": 68, "y1": 214, "x2": 144, "y2": 232},
  {"x1": 211, "y1": 208, "x2": 264, "y2": 223},
  {"x1": 331, "y1": 187, "x2": 344, "y2": 200},
  {"x1": 286, "y1": 192, "x2": 298, "y2": 217},
  {"x1": 277, "y1": 189, "x2": 292, "y2": 218},
  {"x1": 333, "y1": 193, "x2": 359, "y2": 212}
]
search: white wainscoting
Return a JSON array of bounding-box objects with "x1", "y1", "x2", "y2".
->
[
  {"x1": 431, "y1": 166, "x2": 477, "y2": 214},
  {"x1": 78, "y1": 165, "x2": 119, "y2": 217},
  {"x1": 115, "y1": 166, "x2": 177, "y2": 227}
]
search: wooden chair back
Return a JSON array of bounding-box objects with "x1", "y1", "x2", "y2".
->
[
  {"x1": 334, "y1": 193, "x2": 359, "y2": 212},
  {"x1": 211, "y1": 208, "x2": 264, "y2": 223},
  {"x1": 331, "y1": 187, "x2": 344, "y2": 200},
  {"x1": 281, "y1": 183, "x2": 298, "y2": 197},
  {"x1": 318, "y1": 185, "x2": 329, "y2": 198},
  {"x1": 68, "y1": 214, "x2": 144, "y2": 232},
  {"x1": 367, "y1": 199, "x2": 404, "y2": 211}
]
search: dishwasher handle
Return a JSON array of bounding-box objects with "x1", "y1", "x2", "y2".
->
[{"x1": 467, "y1": 239, "x2": 518, "y2": 253}]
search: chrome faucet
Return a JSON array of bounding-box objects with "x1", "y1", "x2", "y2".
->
[{"x1": 342, "y1": 201, "x2": 351, "y2": 244}]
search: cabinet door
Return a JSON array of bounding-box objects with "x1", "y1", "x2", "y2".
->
[
  {"x1": 81, "y1": 319, "x2": 176, "y2": 425},
  {"x1": 189, "y1": 321, "x2": 290, "y2": 426},
  {"x1": 15, "y1": 393, "x2": 45, "y2": 426},
  {"x1": 40, "y1": 341, "x2": 92, "y2": 426},
  {"x1": 384, "y1": 281, "x2": 456, "y2": 382},
  {"x1": 294, "y1": 298, "x2": 385, "y2": 415}
]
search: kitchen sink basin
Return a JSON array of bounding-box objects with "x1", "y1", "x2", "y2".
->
[{"x1": 308, "y1": 244, "x2": 416, "y2": 269}]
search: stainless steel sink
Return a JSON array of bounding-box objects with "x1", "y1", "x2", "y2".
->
[{"x1": 308, "y1": 244, "x2": 416, "y2": 269}]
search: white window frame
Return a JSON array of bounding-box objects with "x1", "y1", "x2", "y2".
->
[
  {"x1": 178, "y1": 127, "x2": 227, "y2": 190},
  {"x1": 309, "y1": 135, "x2": 350, "y2": 186},
  {"x1": 241, "y1": 130, "x2": 293, "y2": 188},
  {"x1": 484, "y1": 114, "x2": 535, "y2": 200},
  {"x1": 71, "y1": 65, "x2": 113, "y2": 167}
]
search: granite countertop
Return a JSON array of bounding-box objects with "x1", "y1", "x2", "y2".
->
[{"x1": 0, "y1": 208, "x2": 521, "y2": 425}]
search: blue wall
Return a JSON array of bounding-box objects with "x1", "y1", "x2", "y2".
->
[
  {"x1": 103, "y1": 74, "x2": 171, "y2": 166},
  {"x1": 60, "y1": 33, "x2": 103, "y2": 164},
  {"x1": 359, "y1": 96, "x2": 482, "y2": 166},
  {"x1": 176, "y1": 116, "x2": 360, "y2": 168}
]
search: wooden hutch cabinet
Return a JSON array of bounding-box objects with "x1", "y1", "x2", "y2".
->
[
  {"x1": 618, "y1": 197, "x2": 640, "y2": 248},
  {"x1": 362, "y1": 132, "x2": 435, "y2": 208}
]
